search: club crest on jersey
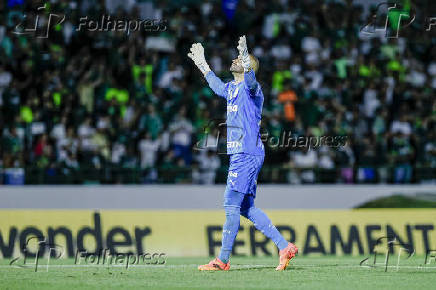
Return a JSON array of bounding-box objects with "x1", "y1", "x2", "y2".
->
[{"x1": 228, "y1": 87, "x2": 239, "y2": 100}]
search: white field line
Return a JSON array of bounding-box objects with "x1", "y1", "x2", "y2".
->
[{"x1": 1, "y1": 264, "x2": 436, "y2": 269}]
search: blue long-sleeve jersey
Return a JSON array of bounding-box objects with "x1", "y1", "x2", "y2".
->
[{"x1": 205, "y1": 70, "x2": 265, "y2": 156}]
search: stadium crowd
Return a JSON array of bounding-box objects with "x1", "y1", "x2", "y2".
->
[{"x1": 0, "y1": 0, "x2": 435, "y2": 184}]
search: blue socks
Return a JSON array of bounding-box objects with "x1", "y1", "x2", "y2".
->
[
  {"x1": 218, "y1": 204, "x2": 240, "y2": 264},
  {"x1": 218, "y1": 189, "x2": 288, "y2": 264},
  {"x1": 242, "y1": 206, "x2": 289, "y2": 251}
]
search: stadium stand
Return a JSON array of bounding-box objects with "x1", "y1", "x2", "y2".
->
[{"x1": 0, "y1": 0, "x2": 435, "y2": 184}]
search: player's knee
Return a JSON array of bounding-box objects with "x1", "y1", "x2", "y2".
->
[
  {"x1": 247, "y1": 206, "x2": 259, "y2": 218},
  {"x1": 248, "y1": 207, "x2": 270, "y2": 226},
  {"x1": 224, "y1": 205, "x2": 240, "y2": 216}
]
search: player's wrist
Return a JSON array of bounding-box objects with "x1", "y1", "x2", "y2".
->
[
  {"x1": 237, "y1": 35, "x2": 250, "y2": 71},
  {"x1": 241, "y1": 55, "x2": 250, "y2": 71},
  {"x1": 197, "y1": 61, "x2": 211, "y2": 75}
]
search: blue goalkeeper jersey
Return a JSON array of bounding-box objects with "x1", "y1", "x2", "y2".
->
[{"x1": 205, "y1": 70, "x2": 265, "y2": 156}]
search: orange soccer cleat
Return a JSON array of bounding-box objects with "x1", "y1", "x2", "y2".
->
[
  {"x1": 198, "y1": 257, "x2": 230, "y2": 271},
  {"x1": 275, "y1": 242, "x2": 298, "y2": 271}
]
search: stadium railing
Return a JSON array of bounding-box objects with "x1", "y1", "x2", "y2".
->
[{"x1": 0, "y1": 166, "x2": 432, "y2": 185}]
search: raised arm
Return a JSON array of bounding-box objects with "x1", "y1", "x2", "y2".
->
[
  {"x1": 188, "y1": 43, "x2": 227, "y2": 98},
  {"x1": 205, "y1": 71, "x2": 227, "y2": 98},
  {"x1": 237, "y1": 35, "x2": 260, "y2": 97},
  {"x1": 243, "y1": 70, "x2": 259, "y2": 95}
]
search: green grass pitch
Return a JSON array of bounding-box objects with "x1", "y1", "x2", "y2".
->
[{"x1": 1, "y1": 256, "x2": 434, "y2": 289}]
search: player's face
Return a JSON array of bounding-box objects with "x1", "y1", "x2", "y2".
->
[{"x1": 230, "y1": 58, "x2": 244, "y2": 73}]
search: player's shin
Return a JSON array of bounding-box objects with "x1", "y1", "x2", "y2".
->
[
  {"x1": 218, "y1": 205, "x2": 241, "y2": 264},
  {"x1": 246, "y1": 207, "x2": 289, "y2": 250}
]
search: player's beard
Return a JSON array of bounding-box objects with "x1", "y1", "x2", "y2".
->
[{"x1": 230, "y1": 63, "x2": 244, "y2": 73}]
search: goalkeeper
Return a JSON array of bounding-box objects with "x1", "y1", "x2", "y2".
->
[{"x1": 188, "y1": 36, "x2": 298, "y2": 271}]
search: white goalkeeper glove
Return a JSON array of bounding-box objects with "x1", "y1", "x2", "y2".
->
[
  {"x1": 237, "y1": 35, "x2": 251, "y2": 72},
  {"x1": 187, "y1": 43, "x2": 211, "y2": 75}
]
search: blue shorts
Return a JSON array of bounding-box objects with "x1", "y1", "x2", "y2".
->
[{"x1": 226, "y1": 153, "x2": 264, "y2": 196}]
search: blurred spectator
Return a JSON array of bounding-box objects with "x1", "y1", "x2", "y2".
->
[
  {"x1": 169, "y1": 107, "x2": 193, "y2": 165},
  {"x1": 197, "y1": 149, "x2": 221, "y2": 184},
  {"x1": 138, "y1": 132, "x2": 159, "y2": 168},
  {"x1": 289, "y1": 147, "x2": 318, "y2": 184},
  {"x1": 0, "y1": 0, "x2": 434, "y2": 184}
]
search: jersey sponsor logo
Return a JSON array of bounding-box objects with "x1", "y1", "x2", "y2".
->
[
  {"x1": 229, "y1": 171, "x2": 238, "y2": 178},
  {"x1": 227, "y1": 105, "x2": 238, "y2": 113},
  {"x1": 228, "y1": 179, "x2": 236, "y2": 186},
  {"x1": 228, "y1": 87, "x2": 239, "y2": 100},
  {"x1": 227, "y1": 141, "x2": 242, "y2": 148}
]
